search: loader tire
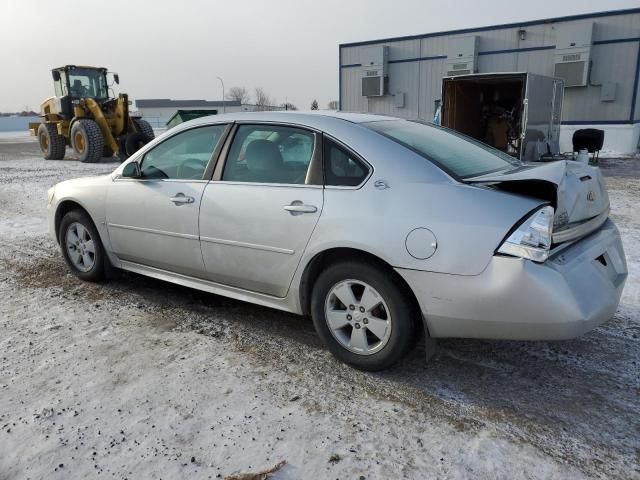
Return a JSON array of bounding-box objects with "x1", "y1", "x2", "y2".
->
[
  {"x1": 125, "y1": 132, "x2": 147, "y2": 157},
  {"x1": 71, "y1": 119, "x2": 103, "y2": 163},
  {"x1": 133, "y1": 119, "x2": 155, "y2": 142},
  {"x1": 38, "y1": 123, "x2": 65, "y2": 160}
]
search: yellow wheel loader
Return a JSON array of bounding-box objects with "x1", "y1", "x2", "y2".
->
[{"x1": 29, "y1": 65, "x2": 154, "y2": 163}]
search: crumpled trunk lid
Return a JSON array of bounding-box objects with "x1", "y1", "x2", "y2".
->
[{"x1": 466, "y1": 160, "x2": 610, "y2": 243}]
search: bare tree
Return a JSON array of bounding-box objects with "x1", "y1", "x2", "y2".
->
[
  {"x1": 225, "y1": 86, "x2": 250, "y2": 104},
  {"x1": 254, "y1": 87, "x2": 273, "y2": 111},
  {"x1": 327, "y1": 100, "x2": 339, "y2": 110},
  {"x1": 280, "y1": 102, "x2": 298, "y2": 111},
  {"x1": 310, "y1": 99, "x2": 319, "y2": 110}
]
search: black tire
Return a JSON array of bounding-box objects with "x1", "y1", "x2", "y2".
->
[
  {"x1": 117, "y1": 136, "x2": 128, "y2": 162},
  {"x1": 125, "y1": 132, "x2": 147, "y2": 157},
  {"x1": 102, "y1": 146, "x2": 114, "y2": 158},
  {"x1": 37, "y1": 123, "x2": 65, "y2": 160},
  {"x1": 133, "y1": 119, "x2": 155, "y2": 142},
  {"x1": 58, "y1": 210, "x2": 106, "y2": 282},
  {"x1": 71, "y1": 119, "x2": 103, "y2": 163},
  {"x1": 311, "y1": 261, "x2": 418, "y2": 371}
]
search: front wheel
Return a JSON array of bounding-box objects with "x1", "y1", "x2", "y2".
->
[
  {"x1": 311, "y1": 261, "x2": 418, "y2": 371},
  {"x1": 59, "y1": 210, "x2": 106, "y2": 282},
  {"x1": 71, "y1": 119, "x2": 104, "y2": 163}
]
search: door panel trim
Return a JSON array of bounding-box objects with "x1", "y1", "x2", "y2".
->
[
  {"x1": 118, "y1": 259, "x2": 298, "y2": 309},
  {"x1": 200, "y1": 235, "x2": 295, "y2": 255},
  {"x1": 107, "y1": 222, "x2": 199, "y2": 240}
]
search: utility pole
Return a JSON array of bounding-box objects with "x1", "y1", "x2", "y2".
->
[{"x1": 216, "y1": 76, "x2": 225, "y2": 113}]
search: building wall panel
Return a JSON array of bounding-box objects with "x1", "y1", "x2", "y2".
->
[{"x1": 340, "y1": 10, "x2": 640, "y2": 124}]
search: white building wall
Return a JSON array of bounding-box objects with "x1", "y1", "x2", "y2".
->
[{"x1": 340, "y1": 9, "x2": 640, "y2": 154}]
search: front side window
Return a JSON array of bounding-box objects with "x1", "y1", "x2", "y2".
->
[
  {"x1": 222, "y1": 125, "x2": 316, "y2": 185},
  {"x1": 67, "y1": 68, "x2": 108, "y2": 99},
  {"x1": 365, "y1": 120, "x2": 521, "y2": 179},
  {"x1": 141, "y1": 125, "x2": 226, "y2": 180},
  {"x1": 323, "y1": 138, "x2": 369, "y2": 187}
]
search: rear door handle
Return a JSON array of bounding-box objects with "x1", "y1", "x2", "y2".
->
[
  {"x1": 170, "y1": 193, "x2": 195, "y2": 205},
  {"x1": 284, "y1": 201, "x2": 318, "y2": 215}
]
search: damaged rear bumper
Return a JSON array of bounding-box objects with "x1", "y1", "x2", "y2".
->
[{"x1": 397, "y1": 219, "x2": 627, "y2": 340}]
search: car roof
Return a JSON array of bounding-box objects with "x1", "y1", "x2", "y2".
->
[{"x1": 178, "y1": 110, "x2": 403, "y2": 131}]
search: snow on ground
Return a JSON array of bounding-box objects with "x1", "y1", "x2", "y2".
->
[{"x1": 0, "y1": 140, "x2": 638, "y2": 479}]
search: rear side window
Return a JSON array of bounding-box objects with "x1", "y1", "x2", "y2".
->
[
  {"x1": 323, "y1": 138, "x2": 369, "y2": 187},
  {"x1": 365, "y1": 120, "x2": 521, "y2": 179},
  {"x1": 222, "y1": 124, "x2": 316, "y2": 185}
]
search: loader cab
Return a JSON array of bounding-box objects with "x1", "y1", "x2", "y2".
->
[{"x1": 52, "y1": 65, "x2": 112, "y2": 101}]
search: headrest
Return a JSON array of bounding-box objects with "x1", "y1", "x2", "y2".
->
[{"x1": 245, "y1": 139, "x2": 282, "y2": 171}]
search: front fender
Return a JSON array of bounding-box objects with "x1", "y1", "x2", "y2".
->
[{"x1": 49, "y1": 176, "x2": 114, "y2": 258}]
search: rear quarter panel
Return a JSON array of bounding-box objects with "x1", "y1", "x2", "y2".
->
[{"x1": 304, "y1": 179, "x2": 544, "y2": 276}]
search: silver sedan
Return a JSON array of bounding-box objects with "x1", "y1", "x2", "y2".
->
[{"x1": 47, "y1": 112, "x2": 627, "y2": 370}]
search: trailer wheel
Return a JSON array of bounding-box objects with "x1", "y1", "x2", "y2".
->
[
  {"x1": 133, "y1": 119, "x2": 155, "y2": 142},
  {"x1": 37, "y1": 123, "x2": 65, "y2": 160},
  {"x1": 71, "y1": 119, "x2": 103, "y2": 163}
]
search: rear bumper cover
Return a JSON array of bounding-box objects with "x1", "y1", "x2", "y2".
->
[{"x1": 397, "y1": 219, "x2": 627, "y2": 340}]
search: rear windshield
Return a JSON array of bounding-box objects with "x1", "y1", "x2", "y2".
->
[{"x1": 365, "y1": 120, "x2": 521, "y2": 179}]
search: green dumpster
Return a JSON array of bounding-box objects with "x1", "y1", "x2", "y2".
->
[{"x1": 166, "y1": 109, "x2": 217, "y2": 129}]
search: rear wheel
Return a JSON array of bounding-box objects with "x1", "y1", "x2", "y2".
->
[
  {"x1": 311, "y1": 261, "x2": 418, "y2": 371},
  {"x1": 133, "y1": 119, "x2": 155, "y2": 142},
  {"x1": 59, "y1": 210, "x2": 106, "y2": 282},
  {"x1": 71, "y1": 119, "x2": 103, "y2": 163},
  {"x1": 37, "y1": 123, "x2": 65, "y2": 160},
  {"x1": 125, "y1": 132, "x2": 147, "y2": 157}
]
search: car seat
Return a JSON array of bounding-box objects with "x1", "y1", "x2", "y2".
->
[{"x1": 243, "y1": 139, "x2": 285, "y2": 183}]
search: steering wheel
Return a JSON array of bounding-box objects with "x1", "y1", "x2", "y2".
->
[{"x1": 177, "y1": 158, "x2": 206, "y2": 179}]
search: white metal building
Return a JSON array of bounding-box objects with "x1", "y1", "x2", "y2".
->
[
  {"x1": 339, "y1": 8, "x2": 640, "y2": 154},
  {"x1": 135, "y1": 99, "x2": 284, "y2": 127}
]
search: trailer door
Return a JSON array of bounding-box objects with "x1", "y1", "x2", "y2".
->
[
  {"x1": 521, "y1": 74, "x2": 564, "y2": 161},
  {"x1": 549, "y1": 78, "x2": 564, "y2": 155}
]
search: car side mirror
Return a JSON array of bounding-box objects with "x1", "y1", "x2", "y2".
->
[
  {"x1": 52, "y1": 70, "x2": 61, "y2": 82},
  {"x1": 113, "y1": 73, "x2": 120, "y2": 85},
  {"x1": 122, "y1": 162, "x2": 141, "y2": 178}
]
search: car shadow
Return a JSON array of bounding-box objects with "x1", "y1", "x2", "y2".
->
[{"x1": 101, "y1": 269, "x2": 639, "y2": 474}]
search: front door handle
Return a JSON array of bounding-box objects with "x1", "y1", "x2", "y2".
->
[
  {"x1": 284, "y1": 201, "x2": 318, "y2": 215},
  {"x1": 170, "y1": 193, "x2": 195, "y2": 205}
]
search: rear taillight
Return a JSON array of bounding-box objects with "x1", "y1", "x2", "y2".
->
[{"x1": 497, "y1": 206, "x2": 554, "y2": 262}]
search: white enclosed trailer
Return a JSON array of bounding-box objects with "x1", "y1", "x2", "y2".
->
[{"x1": 441, "y1": 72, "x2": 564, "y2": 162}]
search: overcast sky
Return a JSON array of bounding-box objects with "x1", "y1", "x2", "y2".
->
[{"x1": 1, "y1": 0, "x2": 638, "y2": 112}]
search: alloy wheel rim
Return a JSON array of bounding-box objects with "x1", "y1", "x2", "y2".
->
[
  {"x1": 65, "y1": 222, "x2": 96, "y2": 272},
  {"x1": 324, "y1": 279, "x2": 392, "y2": 355}
]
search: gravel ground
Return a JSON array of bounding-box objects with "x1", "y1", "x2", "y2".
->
[{"x1": 0, "y1": 139, "x2": 638, "y2": 479}]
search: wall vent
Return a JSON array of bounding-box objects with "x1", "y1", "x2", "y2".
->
[
  {"x1": 554, "y1": 23, "x2": 593, "y2": 87},
  {"x1": 446, "y1": 36, "x2": 478, "y2": 77},
  {"x1": 361, "y1": 46, "x2": 389, "y2": 97}
]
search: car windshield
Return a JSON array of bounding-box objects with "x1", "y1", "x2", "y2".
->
[
  {"x1": 67, "y1": 68, "x2": 108, "y2": 99},
  {"x1": 365, "y1": 120, "x2": 521, "y2": 179}
]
